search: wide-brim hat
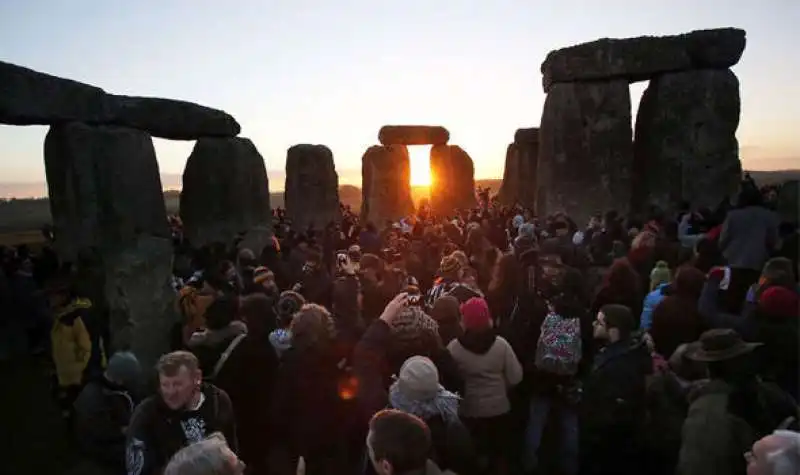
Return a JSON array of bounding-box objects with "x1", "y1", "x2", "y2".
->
[{"x1": 686, "y1": 328, "x2": 762, "y2": 362}]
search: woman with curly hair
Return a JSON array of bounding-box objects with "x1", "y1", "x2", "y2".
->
[{"x1": 270, "y1": 304, "x2": 354, "y2": 475}]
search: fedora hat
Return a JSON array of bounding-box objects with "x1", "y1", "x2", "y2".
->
[{"x1": 686, "y1": 329, "x2": 762, "y2": 362}]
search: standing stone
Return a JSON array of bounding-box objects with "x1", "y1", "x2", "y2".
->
[
  {"x1": 430, "y1": 145, "x2": 476, "y2": 216},
  {"x1": 361, "y1": 145, "x2": 414, "y2": 224},
  {"x1": 499, "y1": 128, "x2": 539, "y2": 207},
  {"x1": 634, "y1": 69, "x2": 741, "y2": 210},
  {"x1": 538, "y1": 80, "x2": 633, "y2": 224},
  {"x1": 44, "y1": 122, "x2": 176, "y2": 371},
  {"x1": 285, "y1": 144, "x2": 340, "y2": 230},
  {"x1": 181, "y1": 137, "x2": 271, "y2": 251}
]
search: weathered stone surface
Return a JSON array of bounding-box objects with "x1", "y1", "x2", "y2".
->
[
  {"x1": 104, "y1": 95, "x2": 240, "y2": 140},
  {"x1": 44, "y1": 123, "x2": 170, "y2": 260},
  {"x1": 44, "y1": 122, "x2": 176, "y2": 371},
  {"x1": 285, "y1": 144, "x2": 340, "y2": 230},
  {"x1": 514, "y1": 127, "x2": 540, "y2": 144},
  {"x1": 361, "y1": 145, "x2": 414, "y2": 224},
  {"x1": 498, "y1": 133, "x2": 539, "y2": 207},
  {"x1": 430, "y1": 145, "x2": 476, "y2": 215},
  {"x1": 541, "y1": 28, "x2": 746, "y2": 91},
  {"x1": 538, "y1": 80, "x2": 633, "y2": 224},
  {"x1": 104, "y1": 235, "x2": 177, "y2": 372},
  {"x1": 181, "y1": 137, "x2": 271, "y2": 249},
  {"x1": 634, "y1": 69, "x2": 741, "y2": 211},
  {"x1": 0, "y1": 60, "x2": 240, "y2": 139},
  {"x1": 378, "y1": 125, "x2": 450, "y2": 146}
]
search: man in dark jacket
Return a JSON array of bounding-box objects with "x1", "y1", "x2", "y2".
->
[
  {"x1": 581, "y1": 304, "x2": 652, "y2": 475},
  {"x1": 126, "y1": 351, "x2": 237, "y2": 475}
]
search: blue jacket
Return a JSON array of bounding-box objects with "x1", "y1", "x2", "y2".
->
[{"x1": 640, "y1": 283, "x2": 669, "y2": 331}]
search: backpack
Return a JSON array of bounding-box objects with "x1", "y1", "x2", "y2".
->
[{"x1": 534, "y1": 312, "x2": 582, "y2": 376}]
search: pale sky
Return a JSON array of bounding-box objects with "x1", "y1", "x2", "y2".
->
[{"x1": 1, "y1": 0, "x2": 798, "y2": 190}]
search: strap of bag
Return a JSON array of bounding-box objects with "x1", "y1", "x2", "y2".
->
[{"x1": 211, "y1": 333, "x2": 247, "y2": 380}]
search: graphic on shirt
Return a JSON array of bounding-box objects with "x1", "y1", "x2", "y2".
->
[
  {"x1": 181, "y1": 417, "x2": 207, "y2": 444},
  {"x1": 126, "y1": 437, "x2": 145, "y2": 475}
]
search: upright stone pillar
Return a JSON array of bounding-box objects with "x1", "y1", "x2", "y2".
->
[
  {"x1": 285, "y1": 144, "x2": 340, "y2": 231},
  {"x1": 538, "y1": 80, "x2": 633, "y2": 224},
  {"x1": 44, "y1": 122, "x2": 176, "y2": 370},
  {"x1": 498, "y1": 128, "x2": 539, "y2": 207},
  {"x1": 181, "y1": 137, "x2": 272, "y2": 253},
  {"x1": 361, "y1": 145, "x2": 414, "y2": 225},
  {"x1": 634, "y1": 69, "x2": 741, "y2": 210},
  {"x1": 430, "y1": 145, "x2": 476, "y2": 216}
]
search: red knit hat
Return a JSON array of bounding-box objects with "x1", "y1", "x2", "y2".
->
[
  {"x1": 758, "y1": 286, "x2": 800, "y2": 318},
  {"x1": 460, "y1": 297, "x2": 492, "y2": 331},
  {"x1": 758, "y1": 287, "x2": 799, "y2": 319}
]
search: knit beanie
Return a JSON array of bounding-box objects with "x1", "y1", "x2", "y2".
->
[
  {"x1": 758, "y1": 287, "x2": 800, "y2": 319},
  {"x1": 106, "y1": 351, "x2": 141, "y2": 388},
  {"x1": 460, "y1": 297, "x2": 492, "y2": 331},
  {"x1": 650, "y1": 261, "x2": 672, "y2": 291}
]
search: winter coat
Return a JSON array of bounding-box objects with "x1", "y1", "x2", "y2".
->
[
  {"x1": 126, "y1": 384, "x2": 237, "y2": 475},
  {"x1": 187, "y1": 320, "x2": 248, "y2": 378},
  {"x1": 447, "y1": 333, "x2": 523, "y2": 418},
  {"x1": 719, "y1": 205, "x2": 779, "y2": 271},
  {"x1": 51, "y1": 298, "x2": 106, "y2": 387},
  {"x1": 676, "y1": 379, "x2": 799, "y2": 475},
  {"x1": 212, "y1": 331, "x2": 279, "y2": 471},
  {"x1": 271, "y1": 346, "x2": 354, "y2": 453},
  {"x1": 73, "y1": 376, "x2": 137, "y2": 471},
  {"x1": 640, "y1": 283, "x2": 668, "y2": 331}
]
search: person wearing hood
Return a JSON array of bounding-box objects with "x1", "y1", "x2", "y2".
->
[
  {"x1": 380, "y1": 356, "x2": 478, "y2": 475},
  {"x1": 74, "y1": 351, "x2": 143, "y2": 473},
  {"x1": 125, "y1": 351, "x2": 237, "y2": 475},
  {"x1": 187, "y1": 296, "x2": 247, "y2": 378},
  {"x1": 447, "y1": 297, "x2": 522, "y2": 474},
  {"x1": 581, "y1": 304, "x2": 653, "y2": 475}
]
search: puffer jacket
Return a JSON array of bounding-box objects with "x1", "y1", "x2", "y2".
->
[{"x1": 51, "y1": 298, "x2": 105, "y2": 387}]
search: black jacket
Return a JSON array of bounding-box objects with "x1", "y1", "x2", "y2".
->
[
  {"x1": 125, "y1": 384, "x2": 237, "y2": 475},
  {"x1": 73, "y1": 377, "x2": 138, "y2": 471}
]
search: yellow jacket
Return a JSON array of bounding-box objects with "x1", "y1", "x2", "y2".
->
[{"x1": 51, "y1": 298, "x2": 96, "y2": 387}]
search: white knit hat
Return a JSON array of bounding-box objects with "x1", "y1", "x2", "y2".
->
[{"x1": 396, "y1": 356, "x2": 441, "y2": 401}]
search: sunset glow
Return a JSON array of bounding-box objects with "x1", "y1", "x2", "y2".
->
[{"x1": 409, "y1": 145, "x2": 432, "y2": 187}]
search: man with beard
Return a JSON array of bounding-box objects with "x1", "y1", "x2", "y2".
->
[{"x1": 126, "y1": 352, "x2": 237, "y2": 475}]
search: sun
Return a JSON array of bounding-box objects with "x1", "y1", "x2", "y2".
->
[{"x1": 409, "y1": 145, "x2": 432, "y2": 187}]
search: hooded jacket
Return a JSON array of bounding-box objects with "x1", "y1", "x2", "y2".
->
[
  {"x1": 51, "y1": 298, "x2": 106, "y2": 387},
  {"x1": 125, "y1": 384, "x2": 237, "y2": 475}
]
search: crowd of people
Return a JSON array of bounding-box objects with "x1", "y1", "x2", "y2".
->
[{"x1": 1, "y1": 177, "x2": 799, "y2": 475}]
